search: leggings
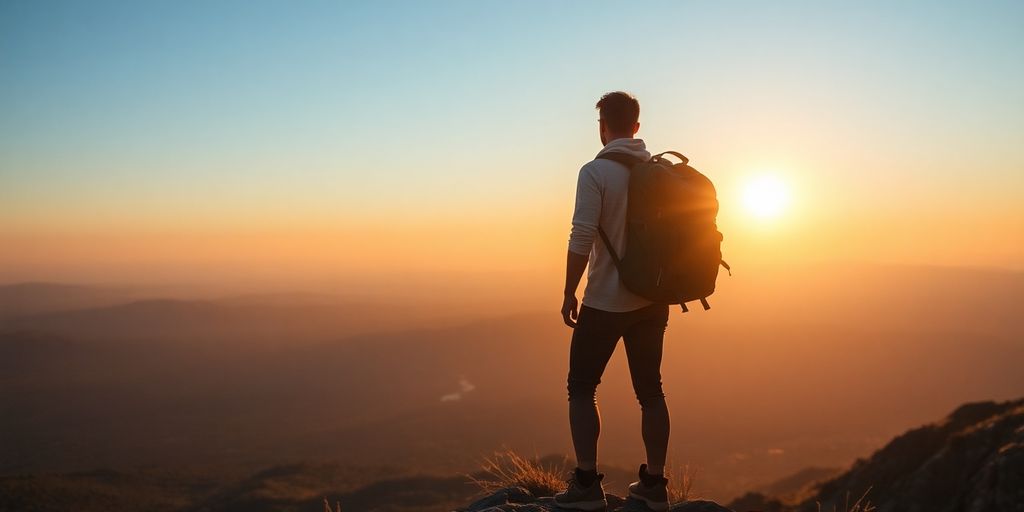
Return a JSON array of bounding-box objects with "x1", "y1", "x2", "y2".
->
[{"x1": 566, "y1": 302, "x2": 670, "y2": 469}]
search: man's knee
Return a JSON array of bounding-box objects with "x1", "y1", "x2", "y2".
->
[
  {"x1": 567, "y1": 377, "x2": 599, "y2": 403},
  {"x1": 634, "y1": 383, "x2": 666, "y2": 409}
]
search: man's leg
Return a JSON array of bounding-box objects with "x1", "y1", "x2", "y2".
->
[
  {"x1": 566, "y1": 305, "x2": 623, "y2": 472},
  {"x1": 622, "y1": 304, "x2": 671, "y2": 474}
]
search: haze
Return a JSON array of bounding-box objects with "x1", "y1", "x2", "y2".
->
[{"x1": 1, "y1": 0, "x2": 1023, "y2": 505}]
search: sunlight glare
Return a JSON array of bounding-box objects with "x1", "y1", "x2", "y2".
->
[{"x1": 742, "y1": 175, "x2": 790, "y2": 220}]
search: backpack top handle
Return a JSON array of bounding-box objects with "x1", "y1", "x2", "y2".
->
[{"x1": 652, "y1": 151, "x2": 689, "y2": 165}]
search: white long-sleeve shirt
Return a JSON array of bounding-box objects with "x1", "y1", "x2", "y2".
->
[{"x1": 568, "y1": 137, "x2": 655, "y2": 313}]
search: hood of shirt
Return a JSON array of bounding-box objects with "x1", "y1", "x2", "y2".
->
[{"x1": 595, "y1": 137, "x2": 652, "y2": 162}]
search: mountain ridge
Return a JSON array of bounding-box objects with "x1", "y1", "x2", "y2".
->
[{"x1": 729, "y1": 398, "x2": 1024, "y2": 512}]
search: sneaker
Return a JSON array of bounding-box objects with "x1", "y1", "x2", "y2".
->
[
  {"x1": 554, "y1": 468, "x2": 607, "y2": 510},
  {"x1": 627, "y1": 464, "x2": 669, "y2": 511}
]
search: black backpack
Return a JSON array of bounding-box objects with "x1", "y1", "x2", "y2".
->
[{"x1": 596, "y1": 151, "x2": 730, "y2": 312}]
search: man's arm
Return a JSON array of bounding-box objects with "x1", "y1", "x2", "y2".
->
[
  {"x1": 561, "y1": 249, "x2": 589, "y2": 328},
  {"x1": 562, "y1": 164, "x2": 601, "y2": 328}
]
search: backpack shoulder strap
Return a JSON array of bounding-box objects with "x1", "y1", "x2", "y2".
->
[
  {"x1": 593, "y1": 152, "x2": 643, "y2": 273},
  {"x1": 596, "y1": 226, "x2": 621, "y2": 269},
  {"x1": 596, "y1": 152, "x2": 644, "y2": 168}
]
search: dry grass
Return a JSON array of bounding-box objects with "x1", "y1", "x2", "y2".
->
[
  {"x1": 666, "y1": 463, "x2": 699, "y2": 503},
  {"x1": 467, "y1": 450, "x2": 703, "y2": 504},
  {"x1": 817, "y1": 487, "x2": 875, "y2": 512},
  {"x1": 466, "y1": 450, "x2": 567, "y2": 498}
]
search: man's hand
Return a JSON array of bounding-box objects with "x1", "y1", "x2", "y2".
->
[
  {"x1": 561, "y1": 293, "x2": 580, "y2": 328},
  {"x1": 562, "y1": 249, "x2": 589, "y2": 328}
]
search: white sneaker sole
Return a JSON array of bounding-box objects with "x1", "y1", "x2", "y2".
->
[
  {"x1": 554, "y1": 498, "x2": 608, "y2": 511},
  {"x1": 629, "y1": 491, "x2": 669, "y2": 511}
]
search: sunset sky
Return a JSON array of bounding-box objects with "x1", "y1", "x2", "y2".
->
[{"x1": 2, "y1": 1, "x2": 1022, "y2": 289}]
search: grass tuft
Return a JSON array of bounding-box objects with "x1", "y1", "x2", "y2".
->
[
  {"x1": 322, "y1": 497, "x2": 341, "y2": 512},
  {"x1": 817, "y1": 486, "x2": 875, "y2": 512},
  {"x1": 466, "y1": 450, "x2": 566, "y2": 498},
  {"x1": 667, "y1": 463, "x2": 698, "y2": 503}
]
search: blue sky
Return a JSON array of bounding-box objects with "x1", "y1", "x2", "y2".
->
[{"x1": 1, "y1": 1, "x2": 1022, "y2": 275}]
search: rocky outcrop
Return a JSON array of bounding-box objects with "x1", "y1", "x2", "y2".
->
[
  {"x1": 729, "y1": 398, "x2": 1024, "y2": 512},
  {"x1": 802, "y1": 398, "x2": 1024, "y2": 512},
  {"x1": 461, "y1": 486, "x2": 734, "y2": 512}
]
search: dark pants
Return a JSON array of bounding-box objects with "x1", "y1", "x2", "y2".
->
[
  {"x1": 566, "y1": 302, "x2": 671, "y2": 469},
  {"x1": 567, "y1": 302, "x2": 670, "y2": 407}
]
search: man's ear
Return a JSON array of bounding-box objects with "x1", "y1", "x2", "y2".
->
[{"x1": 632, "y1": 122, "x2": 640, "y2": 136}]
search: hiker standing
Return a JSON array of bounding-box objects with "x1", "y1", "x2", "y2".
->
[
  {"x1": 556, "y1": 91, "x2": 726, "y2": 510},
  {"x1": 556, "y1": 91, "x2": 672, "y2": 510}
]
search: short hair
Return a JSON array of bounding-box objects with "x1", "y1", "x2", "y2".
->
[{"x1": 595, "y1": 91, "x2": 640, "y2": 134}]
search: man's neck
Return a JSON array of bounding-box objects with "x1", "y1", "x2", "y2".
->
[{"x1": 604, "y1": 134, "x2": 633, "y2": 145}]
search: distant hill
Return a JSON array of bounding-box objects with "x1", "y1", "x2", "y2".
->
[
  {"x1": 3, "y1": 296, "x2": 432, "y2": 345},
  {"x1": 753, "y1": 466, "x2": 842, "y2": 500},
  {"x1": 0, "y1": 283, "x2": 140, "y2": 320},
  {"x1": 0, "y1": 284, "x2": 510, "y2": 345},
  {"x1": 730, "y1": 398, "x2": 1024, "y2": 512}
]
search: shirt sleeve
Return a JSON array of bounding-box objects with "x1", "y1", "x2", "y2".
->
[{"x1": 568, "y1": 163, "x2": 602, "y2": 256}]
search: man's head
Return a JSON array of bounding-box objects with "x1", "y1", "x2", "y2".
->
[{"x1": 596, "y1": 91, "x2": 640, "y2": 145}]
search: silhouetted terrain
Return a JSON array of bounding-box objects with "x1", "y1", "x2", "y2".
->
[
  {"x1": 0, "y1": 464, "x2": 464, "y2": 512},
  {"x1": 729, "y1": 398, "x2": 1024, "y2": 512},
  {"x1": 2, "y1": 263, "x2": 1023, "y2": 502},
  {"x1": 5, "y1": 399, "x2": 1018, "y2": 511},
  {"x1": 0, "y1": 456, "x2": 638, "y2": 512},
  {"x1": 752, "y1": 467, "x2": 842, "y2": 500}
]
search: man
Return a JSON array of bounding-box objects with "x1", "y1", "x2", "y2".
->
[{"x1": 555, "y1": 91, "x2": 672, "y2": 511}]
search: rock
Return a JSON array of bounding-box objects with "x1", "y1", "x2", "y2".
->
[
  {"x1": 670, "y1": 499, "x2": 736, "y2": 512},
  {"x1": 464, "y1": 489, "x2": 735, "y2": 512},
  {"x1": 509, "y1": 505, "x2": 548, "y2": 512},
  {"x1": 533, "y1": 496, "x2": 556, "y2": 508},
  {"x1": 726, "y1": 491, "x2": 785, "y2": 512},
  {"x1": 466, "y1": 487, "x2": 535, "y2": 511}
]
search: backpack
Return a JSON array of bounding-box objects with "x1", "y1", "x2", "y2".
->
[{"x1": 596, "y1": 151, "x2": 730, "y2": 313}]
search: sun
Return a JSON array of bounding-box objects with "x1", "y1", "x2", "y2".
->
[{"x1": 742, "y1": 175, "x2": 790, "y2": 220}]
